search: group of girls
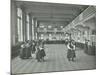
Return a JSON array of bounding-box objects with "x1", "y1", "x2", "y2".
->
[{"x1": 20, "y1": 40, "x2": 46, "y2": 62}]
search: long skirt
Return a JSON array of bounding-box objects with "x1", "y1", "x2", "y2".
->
[
  {"x1": 26, "y1": 47, "x2": 32, "y2": 58},
  {"x1": 40, "y1": 49, "x2": 46, "y2": 57},
  {"x1": 67, "y1": 49, "x2": 72, "y2": 58},
  {"x1": 32, "y1": 46, "x2": 36, "y2": 53},
  {"x1": 67, "y1": 49, "x2": 76, "y2": 58},
  {"x1": 19, "y1": 48, "x2": 27, "y2": 59},
  {"x1": 71, "y1": 50, "x2": 76, "y2": 58},
  {"x1": 36, "y1": 50, "x2": 42, "y2": 61}
]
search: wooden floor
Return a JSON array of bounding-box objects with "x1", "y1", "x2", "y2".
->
[{"x1": 11, "y1": 44, "x2": 96, "y2": 74}]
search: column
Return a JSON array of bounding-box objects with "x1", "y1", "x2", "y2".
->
[
  {"x1": 32, "y1": 18, "x2": 34, "y2": 40},
  {"x1": 11, "y1": 0, "x2": 17, "y2": 46}
]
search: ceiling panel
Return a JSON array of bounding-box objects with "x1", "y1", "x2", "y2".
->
[{"x1": 15, "y1": 1, "x2": 89, "y2": 27}]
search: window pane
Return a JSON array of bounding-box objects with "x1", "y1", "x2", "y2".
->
[
  {"x1": 17, "y1": 8, "x2": 22, "y2": 17},
  {"x1": 17, "y1": 8, "x2": 23, "y2": 42},
  {"x1": 26, "y1": 14, "x2": 30, "y2": 40}
]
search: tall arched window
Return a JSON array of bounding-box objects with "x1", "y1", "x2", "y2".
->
[
  {"x1": 32, "y1": 18, "x2": 34, "y2": 40},
  {"x1": 17, "y1": 8, "x2": 23, "y2": 42},
  {"x1": 26, "y1": 14, "x2": 30, "y2": 40}
]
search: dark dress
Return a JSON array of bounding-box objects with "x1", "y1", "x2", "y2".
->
[
  {"x1": 19, "y1": 47, "x2": 25, "y2": 59},
  {"x1": 67, "y1": 49, "x2": 72, "y2": 58},
  {"x1": 19, "y1": 47, "x2": 27, "y2": 59},
  {"x1": 71, "y1": 50, "x2": 76, "y2": 58},
  {"x1": 67, "y1": 44, "x2": 76, "y2": 58},
  {"x1": 40, "y1": 49, "x2": 46, "y2": 58},
  {"x1": 36, "y1": 48, "x2": 42, "y2": 61},
  {"x1": 32, "y1": 44, "x2": 36, "y2": 53},
  {"x1": 84, "y1": 42, "x2": 88, "y2": 53},
  {"x1": 26, "y1": 46, "x2": 32, "y2": 58}
]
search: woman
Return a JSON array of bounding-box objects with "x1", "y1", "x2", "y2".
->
[
  {"x1": 71, "y1": 40, "x2": 76, "y2": 61},
  {"x1": 67, "y1": 40, "x2": 76, "y2": 61},
  {"x1": 20, "y1": 43, "x2": 26, "y2": 59},
  {"x1": 25, "y1": 42, "x2": 32, "y2": 59},
  {"x1": 35, "y1": 42, "x2": 42, "y2": 62},
  {"x1": 35, "y1": 45, "x2": 42, "y2": 62},
  {"x1": 32, "y1": 41, "x2": 36, "y2": 54},
  {"x1": 39, "y1": 44, "x2": 46, "y2": 62},
  {"x1": 67, "y1": 41, "x2": 72, "y2": 61}
]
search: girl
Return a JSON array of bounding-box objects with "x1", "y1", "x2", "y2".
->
[
  {"x1": 39, "y1": 44, "x2": 46, "y2": 62},
  {"x1": 67, "y1": 40, "x2": 76, "y2": 61}
]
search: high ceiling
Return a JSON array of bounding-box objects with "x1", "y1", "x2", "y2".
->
[{"x1": 15, "y1": 1, "x2": 89, "y2": 28}]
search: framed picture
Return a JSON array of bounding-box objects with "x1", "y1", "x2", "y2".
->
[{"x1": 11, "y1": 0, "x2": 96, "y2": 74}]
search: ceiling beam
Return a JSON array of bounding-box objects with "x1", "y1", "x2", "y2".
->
[
  {"x1": 37, "y1": 17, "x2": 71, "y2": 22},
  {"x1": 31, "y1": 13, "x2": 75, "y2": 19}
]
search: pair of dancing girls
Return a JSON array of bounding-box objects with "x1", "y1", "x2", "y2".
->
[
  {"x1": 35, "y1": 41, "x2": 46, "y2": 62},
  {"x1": 67, "y1": 40, "x2": 76, "y2": 61}
]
